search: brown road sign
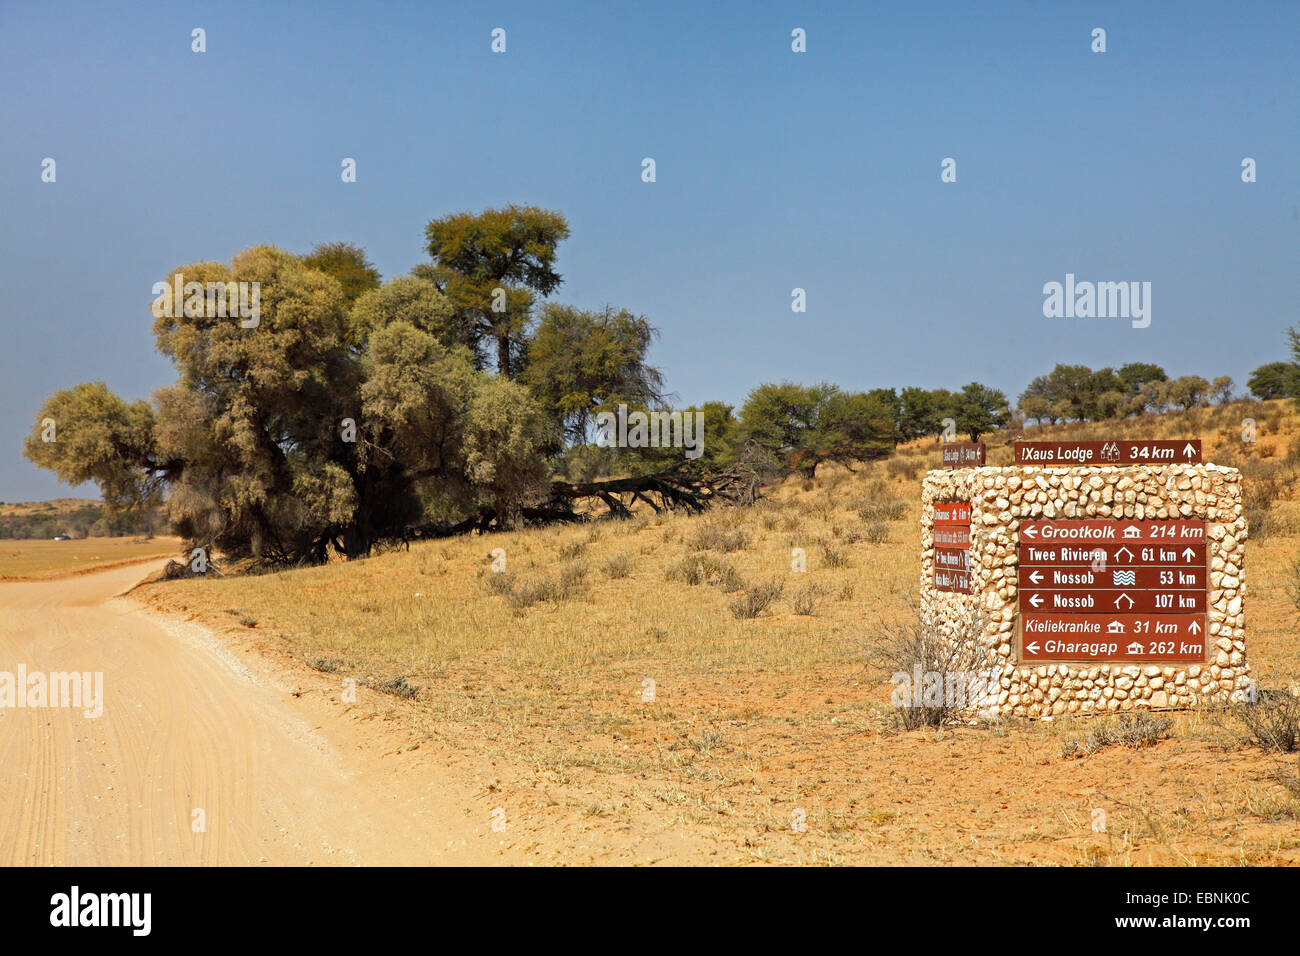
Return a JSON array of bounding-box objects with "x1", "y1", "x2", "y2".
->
[
  {"x1": 1021, "y1": 589, "x2": 1205, "y2": 614},
  {"x1": 1019, "y1": 565, "x2": 1205, "y2": 590},
  {"x1": 1014, "y1": 440, "x2": 1201, "y2": 466},
  {"x1": 942, "y1": 443, "x2": 986, "y2": 467},
  {"x1": 933, "y1": 502, "x2": 971, "y2": 524},
  {"x1": 935, "y1": 526, "x2": 971, "y2": 548},
  {"x1": 1019, "y1": 519, "x2": 1204, "y2": 544},
  {"x1": 935, "y1": 569, "x2": 971, "y2": 593},
  {"x1": 1018, "y1": 542, "x2": 1206, "y2": 567},
  {"x1": 1020, "y1": 613, "x2": 1206, "y2": 662},
  {"x1": 932, "y1": 499, "x2": 972, "y2": 595},
  {"x1": 1016, "y1": 518, "x2": 1208, "y2": 663},
  {"x1": 935, "y1": 546, "x2": 970, "y2": 570}
]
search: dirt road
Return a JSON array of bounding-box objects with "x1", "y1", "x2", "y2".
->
[{"x1": 0, "y1": 562, "x2": 520, "y2": 865}]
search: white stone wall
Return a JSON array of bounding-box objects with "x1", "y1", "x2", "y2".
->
[{"x1": 919, "y1": 464, "x2": 1247, "y2": 718}]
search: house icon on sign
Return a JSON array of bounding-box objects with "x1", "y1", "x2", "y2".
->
[
  {"x1": 1107, "y1": 620, "x2": 1126, "y2": 635},
  {"x1": 1126, "y1": 641, "x2": 1144, "y2": 655},
  {"x1": 1100, "y1": 442, "x2": 1120, "y2": 462},
  {"x1": 1122, "y1": 526, "x2": 1143, "y2": 539}
]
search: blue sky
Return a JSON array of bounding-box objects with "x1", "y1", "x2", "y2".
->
[{"x1": 1, "y1": 0, "x2": 1296, "y2": 500}]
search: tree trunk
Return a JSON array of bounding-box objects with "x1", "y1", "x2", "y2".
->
[{"x1": 496, "y1": 333, "x2": 510, "y2": 377}]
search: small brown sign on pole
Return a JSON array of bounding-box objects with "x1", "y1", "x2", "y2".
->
[
  {"x1": 942, "y1": 442, "x2": 985, "y2": 467},
  {"x1": 1014, "y1": 440, "x2": 1201, "y2": 466},
  {"x1": 933, "y1": 501, "x2": 972, "y2": 594}
]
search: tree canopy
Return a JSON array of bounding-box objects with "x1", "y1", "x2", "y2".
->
[
  {"x1": 417, "y1": 205, "x2": 570, "y2": 377},
  {"x1": 27, "y1": 245, "x2": 554, "y2": 564}
]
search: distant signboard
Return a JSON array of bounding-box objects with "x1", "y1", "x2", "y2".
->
[
  {"x1": 934, "y1": 501, "x2": 971, "y2": 594},
  {"x1": 1014, "y1": 440, "x2": 1201, "y2": 466},
  {"x1": 1018, "y1": 519, "x2": 1207, "y2": 662},
  {"x1": 942, "y1": 442, "x2": 986, "y2": 467}
]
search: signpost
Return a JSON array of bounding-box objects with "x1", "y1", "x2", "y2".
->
[
  {"x1": 933, "y1": 501, "x2": 971, "y2": 594},
  {"x1": 1017, "y1": 519, "x2": 1207, "y2": 663},
  {"x1": 942, "y1": 442, "x2": 986, "y2": 467},
  {"x1": 1014, "y1": 440, "x2": 1201, "y2": 466}
]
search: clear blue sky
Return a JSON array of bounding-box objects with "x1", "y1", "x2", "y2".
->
[{"x1": 1, "y1": 0, "x2": 1296, "y2": 500}]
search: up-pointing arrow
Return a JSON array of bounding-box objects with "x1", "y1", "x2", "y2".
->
[
  {"x1": 1188, "y1": 619, "x2": 1202, "y2": 635},
  {"x1": 1182, "y1": 547, "x2": 1196, "y2": 561},
  {"x1": 1029, "y1": 593, "x2": 1044, "y2": 608},
  {"x1": 1028, "y1": 570, "x2": 1043, "y2": 584},
  {"x1": 1183, "y1": 442, "x2": 1196, "y2": 460}
]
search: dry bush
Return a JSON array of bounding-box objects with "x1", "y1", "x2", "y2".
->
[
  {"x1": 666, "y1": 554, "x2": 741, "y2": 592},
  {"x1": 860, "y1": 611, "x2": 989, "y2": 730},
  {"x1": 690, "y1": 523, "x2": 749, "y2": 553},
  {"x1": 791, "y1": 583, "x2": 827, "y2": 616},
  {"x1": 484, "y1": 571, "x2": 514, "y2": 595},
  {"x1": 886, "y1": 456, "x2": 923, "y2": 481},
  {"x1": 838, "y1": 524, "x2": 864, "y2": 545},
  {"x1": 820, "y1": 540, "x2": 847, "y2": 568},
  {"x1": 508, "y1": 563, "x2": 587, "y2": 610},
  {"x1": 558, "y1": 540, "x2": 587, "y2": 559},
  {"x1": 366, "y1": 675, "x2": 420, "y2": 699},
  {"x1": 862, "y1": 521, "x2": 890, "y2": 543},
  {"x1": 728, "y1": 580, "x2": 784, "y2": 619},
  {"x1": 602, "y1": 553, "x2": 632, "y2": 579},
  {"x1": 857, "y1": 499, "x2": 908, "y2": 522},
  {"x1": 1061, "y1": 713, "x2": 1173, "y2": 757},
  {"x1": 1215, "y1": 689, "x2": 1300, "y2": 753}
]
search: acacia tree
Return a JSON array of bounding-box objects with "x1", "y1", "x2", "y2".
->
[
  {"x1": 520, "y1": 303, "x2": 665, "y2": 444},
  {"x1": 25, "y1": 245, "x2": 551, "y2": 564},
  {"x1": 952, "y1": 382, "x2": 1010, "y2": 442},
  {"x1": 739, "y1": 382, "x2": 895, "y2": 477},
  {"x1": 300, "y1": 241, "x2": 382, "y2": 307},
  {"x1": 417, "y1": 205, "x2": 570, "y2": 377}
]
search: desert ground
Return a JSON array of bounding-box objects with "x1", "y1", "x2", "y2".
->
[
  {"x1": 0, "y1": 535, "x2": 182, "y2": 580},
  {"x1": 3, "y1": 404, "x2": 1299, "y2": 865}
]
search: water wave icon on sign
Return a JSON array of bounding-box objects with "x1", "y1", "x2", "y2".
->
[{"x1": 1112, "y1": 570, "x2": 1136, "y2": 586}]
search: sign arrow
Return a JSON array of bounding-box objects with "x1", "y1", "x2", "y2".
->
[
  {"x1": 1182, "y1": 547, "x2": 1196, "y2": 562},
  {"x1": 1188, "y1": 619, "x2": 1201, "y2": 635},
  {"x1": 1028, "y1": 570, "x2": 1043, "y2": 584},
  {"x1": 1025, "y1": 642, "x2": 1040, "y2": 654},
  {"x1": 1022, "y1": 526, "x2": 1037, "y2": 539},
  {"x1": 1183, "y1": 442, "x2": 1196, "y2": 460},
  {"x1": 1029, "y1": 593, "x2": 1044, "y2": 608}
]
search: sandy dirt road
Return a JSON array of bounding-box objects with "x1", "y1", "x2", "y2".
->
[{"x1": 0, "y1": 562, "x2": 523, "y2": 866}]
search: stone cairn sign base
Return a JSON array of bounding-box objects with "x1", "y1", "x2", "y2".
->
[{"x1": 920, "y1": 463, "x2": 1247, "y2": 719}]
